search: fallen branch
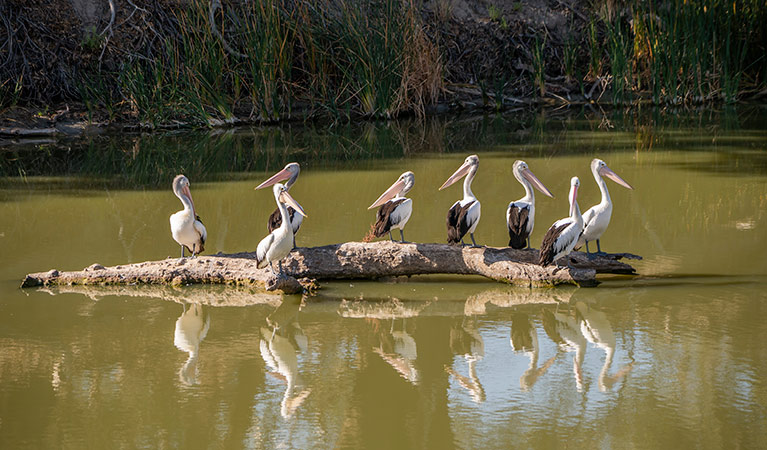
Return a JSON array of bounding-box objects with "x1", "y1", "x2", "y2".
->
[
  {"x1": 21, "y1": 241, "x2": 640, "y2": 291},
  {"x1": 209, "y1": 0, "x2": 246, "y2": 59},
  {"x1": 0, "y1": 127, "x2": 59, "y2": 136}
]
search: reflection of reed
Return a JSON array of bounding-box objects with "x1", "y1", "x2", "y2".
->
[
  {"x1": 510, "y1": 313, "x2": 556, "y2": 391},
  {"x1": 446, "y1": 318, "x2": 485, "y2": 403},
  {"x1": 174, "y1": 303, "x2": 210, "y2": 386},
  {"x1": 259, "y1": 297, "x2": 311, "y2": 419}
]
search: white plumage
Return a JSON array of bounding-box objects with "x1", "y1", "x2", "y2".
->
[
  {"x1": 539, "y1": 176, "x2": 583, "y2": 266},
  {"x1": 440, "y1": 155, "x2": 482, "y2": 246},
  {"x1": 170, "y1": 174, "x2": 207, "y2": 258},
  {"x1": 506, "y1": 160, "x2": 554, "y2": 249},
  {"x1": 576, "y1": 158, "x2": 634, "y2": 254},
  {"x1": 256, "y1": 183, "x2": 307, "y2": 275},
  {"x1": 368, "y1": 171, "x2": 415, "y2": 242}
]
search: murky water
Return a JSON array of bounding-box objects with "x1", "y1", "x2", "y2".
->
[{"x1": 2, "y1": 108, "x2": 767, "y2": 449}]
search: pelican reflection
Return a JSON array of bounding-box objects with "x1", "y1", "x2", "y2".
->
[
  {"x1": 260, "y1": 296, "x2": 311, "y2": 418},
  {"x1": 446, "y1": 317, "x2": 485, "y2": 403},
  {"x1": 510, "y1": 312, "x2": 557, "y2": 391},
  {"x1": 370, "y1": 318, "x2": 419, "y2": 385},
  {"x1": 575, "y1": 302, "x2": 633, "y2": 391},
  {"x1": 174, "y1": 302, "x2": 211, "y2": 386},
  {"x1": 542, "y1": 306, "x2": 587, "y2": 392}
]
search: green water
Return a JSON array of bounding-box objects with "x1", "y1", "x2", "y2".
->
[{"x1": 1, "y1": 108, "x2": 766, "y2": 449}]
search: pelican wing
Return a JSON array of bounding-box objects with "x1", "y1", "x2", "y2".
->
[
  {"x1": 447, "y1": 200, "x2": 477, "y2": 244},
  {"x1": 539, "y1": 219, "x2": 575, "y2": 266},
  {"x1": 256, "y1": 232, "x2": 275, "y2": 268},
  {"x1": 373, "y1": 198, "x2": 408, "y2": 237},
  {"x1": 507, "y1": 203, "x2": 531, "y2": 249}
]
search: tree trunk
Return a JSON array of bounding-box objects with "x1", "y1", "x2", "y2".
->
[{"x1": 21, "y1": 241, "x2": 640, "y2": 293}]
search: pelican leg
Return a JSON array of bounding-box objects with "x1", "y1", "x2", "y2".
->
[
  {"x1": 585, "y1": 241, "x2": 597, "y2": 260},
  {"x1": 596, "y1": 239, "x2": 605, "y2": 255},
  {"x1": 278, "y1": 261, "x2": 284, "y2": 276},
  {"x1": 389, "y1": 231, "x2": 394, "y2": 242},
  {"x1": 292, "y1": 235, "x2": 297, "y2": 250},
  {"x1": 269, "y1": 261, "x2": 277, "y2": 276},
  {"x1": 526, "y1": 238, "x2": 531, "y2": 249},
  {"x1": 470, "y1": 233, "x2": 480, "y2": 248},
  {"x1": 181, "y1": 245, "x2": 185, "y2": 258},
  {"x1": 399, "y1": 229, "x2": 407, "y2": 243}
]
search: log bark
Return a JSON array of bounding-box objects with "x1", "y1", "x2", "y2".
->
[{"x1": 21, "y1": 241, "x2": 640, "y2": 292}]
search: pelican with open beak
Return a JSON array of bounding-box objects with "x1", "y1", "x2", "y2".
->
[
  {"x1": 539, "y1": 176, "x2": 583, "y2": 266},
  {"x1": 440, "y1": 155, "x2": 481, "y2": 246},
  {"x1": 170, "y1": 174, "x2": 207, "y2": 258},
  {"x1": 506, "y1": 160, "x2": 555, "y2": 249},
  {"x1": 256, "y1": 162, "x2": 303, "y2": 248},
  {"x1": 367, "y1": 171, "x2": 414, "y2": 243},
  {"x1": 576, "y1": 159, "x2": 634, "y2": 255},
  {"x1": 256, "y1": 183, "x2": 307, "y2": 275}
]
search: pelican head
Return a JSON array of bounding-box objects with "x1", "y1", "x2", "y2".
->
[
  {"x1": 439, "y1": 155, "x2": 479, "y2": 190},
  {"x1": 591, "y1": 159, "x2": 633, "y2": 190},
  {"x1": 273, "y1": 183, "x2": 308, "y2": 218},
  {"x1": 368, "y1": 171, "x2": 415, "y2": 209},
  {"x1": 569, "y1": 176, "x2": 580, "y2": 216},
  {"x1": 256, "y1": 162, "x2": 301, "y2": 190},
  {"x1": 172, "y1": 174, "x2": 196, "y2": 214},
  {"x1": 512, "y1": 160, "x2": 554, "y2": 198}
]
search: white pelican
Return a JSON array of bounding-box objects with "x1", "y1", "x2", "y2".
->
[
  {"x1": 439, "y1": 155, "x2": 481, "y2": 246},
  {"x1": 506, "y1": 160, "x2": 554, "y2": 249},
  {"x1": 367, "y1": 171, "x2": 414, "y2": 243},
  {"x1": 539, "y1": 177, "x2": 583, "y2": 266},
  {"x1": 576, "y1": 159, "x2": 634, "y2": 255},
  {"x1": 255, "y1": 162, "x2": 303, "y2": 248},
  {"x1": 256, "y1": 183, "x2": 307, "y2": 275},
  {"x1": 170, "y1": 174, "x2": 207, "y2": 258}
]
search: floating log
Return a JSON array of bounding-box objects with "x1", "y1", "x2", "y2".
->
[{"x1": 21, "y1": 241, "x2": 640, "y2": 292}]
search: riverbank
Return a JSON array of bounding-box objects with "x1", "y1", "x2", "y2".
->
[{"x1": 1, "y1": 0, "x2": 766, "y2": 133}]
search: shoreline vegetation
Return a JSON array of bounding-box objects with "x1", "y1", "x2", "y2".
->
[{"x1": 1, "y1": 0, "x2": 766, "y2": 133}]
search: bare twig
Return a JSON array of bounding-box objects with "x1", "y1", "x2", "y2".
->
[{"x1": 209, "y1": 0, "x2": 246, "y2": 58}]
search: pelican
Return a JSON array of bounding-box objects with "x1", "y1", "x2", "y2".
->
[
  {"x1": 506, "y1": 160, "x2": 554, "y2": 249},
  {"x1": 256, "y1": 183, "x2": 307, "y2": 275},
  {"x1": 539, "y1": 176, "x2": 583, "y2": 266},
  {"x1": 170, "y1": 174, "x2": 207, "y2": 258},
  {"x1": 440, "y1": 155, "x2": 481, "y2": 246},
  {"x1": 255, "y1": 162, "x2": 303, "y2": 248},
  {"x1": 576, "y1": 159, "x2": 634, "y2": 255},
  {"x1": 367, "y1": 171, "x2": 414, "y2": 243}
]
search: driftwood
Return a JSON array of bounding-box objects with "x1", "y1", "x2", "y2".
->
[{"x1": 21, "y1": 241, "x2": 640, "y2": 292}]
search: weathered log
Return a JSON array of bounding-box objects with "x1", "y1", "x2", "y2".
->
[
  {"x1": 21, "y1": 241, "x2": 640, "y2": 291},
  {"x1": 0, "y1": 127, "x2": 59, "y2": 136}
]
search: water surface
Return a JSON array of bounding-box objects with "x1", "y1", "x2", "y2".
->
[{"x1": 1, "y1": 107, "x2": 766, "y2": 449}]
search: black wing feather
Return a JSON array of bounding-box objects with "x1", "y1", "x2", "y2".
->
[
  {"x1": 538, "y1": 223, "x2": 569, "y2": 266},
  {"x1": 447, "y1": 200, "x2": 475, "y2": 245},
  {"x1": 374, "y1": 199, "x2": 407, "y2": 237},
  {"x1": 507, "y1": 205, "x2": 530, "y2": 249},
  {"x1": 266, "y1": 206, "x2": 296, "y2": 233}
]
